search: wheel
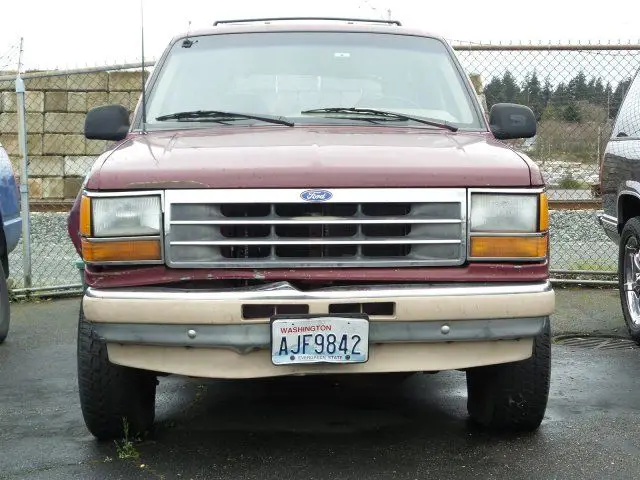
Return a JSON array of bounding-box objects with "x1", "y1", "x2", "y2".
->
[
  {"x1": 619, "y1": 217, "x2": 640, "y2": 344},
  {"x1": 0, "y1": 262, "x2": 9, "y2": 344},
  {"x1": 77, "y1": 304, "x2": 157, "y2": 440},
  {"x1": 466, "y1": 319, "x2": 551, "y2": 432}
]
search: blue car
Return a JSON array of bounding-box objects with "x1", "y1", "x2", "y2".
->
[{"x1": 0, "y1": 142, "x2": 21, "y2": 343}]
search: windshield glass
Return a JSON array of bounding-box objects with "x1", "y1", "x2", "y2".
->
[{"x1": 143, "y1": 32, "x2": 484, "y2": 130}]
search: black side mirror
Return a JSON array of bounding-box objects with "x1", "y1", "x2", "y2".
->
[
  {"x1": 489, "y1": 103, "x2": 536, "y2": 140},
  {"x1": 84, "y1": 104, "x2": 130, "y2": 141}
]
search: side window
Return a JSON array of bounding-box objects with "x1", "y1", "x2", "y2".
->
[{"x1": 613, "y1": 70, "x2": 640, "y2": 138}]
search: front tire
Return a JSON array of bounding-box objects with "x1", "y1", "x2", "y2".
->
[
  {"x1": 0, "y1": 263, "x2": 9, "y2": 344},
  {"x1": 618, "y1": 217, "x2": 640, "y2": 344},
  {"x1": 466, "y1": 319, "x2": 551, "y2": 432},
  {"x1": 77, "y1": 305, "x2": 157, "y2": 441}
]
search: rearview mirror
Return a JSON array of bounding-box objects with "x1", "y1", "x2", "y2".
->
[
  {"x1": 84, "y1": 104, "x2": 130, "y2": 141},
  {"x1": 489, "y1": 103, "x2": 536, "y2": 140}
]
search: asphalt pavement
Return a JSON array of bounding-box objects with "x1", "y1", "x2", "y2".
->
[{"x1": 1, "y1": 288, "x2": 639, "y2": 480}]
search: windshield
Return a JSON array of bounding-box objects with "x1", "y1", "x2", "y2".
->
[{"x1": 142, "y1": 32, "x2": 484, "y2": 130}]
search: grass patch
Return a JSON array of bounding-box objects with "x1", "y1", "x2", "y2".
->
[
  {"x1": 557, "y1": 177, "x2": 590, "y2": 189},
  {"x1": 565, "y1": 261, "x2": 617, "y2": 272},
  {"x1": 114, "y1": 418, "x2": 140, "y2": 460}
]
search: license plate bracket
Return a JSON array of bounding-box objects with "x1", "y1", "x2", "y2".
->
[{"x1": 270, "y1": 314, "x2": 369, "y2": 366}]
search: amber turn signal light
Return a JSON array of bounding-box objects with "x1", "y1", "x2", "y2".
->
[
  {"x1": 470, "y1": 235, "x2": 548, "y2": 259},
  {"x1": 81, "y1": 239, "x2": 161, "y2": 263},
  {"x1": 539, "y1": 193, "x2": 549, "y2": 231},
  {"x1": 79, "y1": 195, "x2": 91, "y2": 236}
]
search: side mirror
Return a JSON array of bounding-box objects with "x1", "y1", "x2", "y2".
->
[
  {"x1": 489, "y1": 103, "x2": 536, "y2": 140},
  {"x1": 84, "y1": 104, "x2": 130, "y2": 141}
]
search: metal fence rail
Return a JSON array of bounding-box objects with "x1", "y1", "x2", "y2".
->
[{"x1": 2, "y1": 42, "x2": 638, "y2": 294}]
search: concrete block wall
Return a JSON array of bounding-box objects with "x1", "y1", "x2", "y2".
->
[{"x1": 0, "y1": 70, "x2": 145, "y2": 201}]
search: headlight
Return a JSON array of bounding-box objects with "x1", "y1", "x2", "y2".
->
[
  {"x1": 469, "y1": 191, "x2": 548, "y2": 260},
  {"x1": 470, "y1": 194, "x2": 538, "y2": 232},
  {"x1": 92, "y1": 196, "x2": 161, "y2": 237},
  {"x1": 79, "y1": 193, "x2": 163, "y2": 264}
]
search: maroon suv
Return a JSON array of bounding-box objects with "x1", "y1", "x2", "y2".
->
[{"x1": 67, "y1": 18, "x2": 555, "y2": 440}]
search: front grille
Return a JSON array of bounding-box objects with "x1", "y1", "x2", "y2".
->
[{"x1": 165, "y1": 189, "x2": 466, "y2": 268}]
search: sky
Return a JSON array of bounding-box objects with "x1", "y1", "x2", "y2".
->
[{"x1": 1, "y1": 0, "x2": 640, "y2": 71}]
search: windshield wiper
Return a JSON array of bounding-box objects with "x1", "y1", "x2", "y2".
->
[
  {"x1": 301, "y1": 107, "x2": 458, "y2": 132},
  {"x1": 156, "y1": 110, "x2": 294, "y2": 127}
]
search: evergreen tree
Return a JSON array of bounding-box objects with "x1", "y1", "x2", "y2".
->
[
  {"x1": 604, "y1": 82, "x2": 613, "y2": 117},
  {"x1": 542, "y1": 77, "x2": 553, "y2": 107},
  {"x1": 568, "y1": 72, "x2": 588, "y2": 101},
  {"x1": 612, "y1": 78, "x2": 633, "y2": 118},
  {"x1": 563, "y1": 101, "x2": 582, "y2": 122},
  {"x1": 593, "y1": 78, "x2": 605, "y2": 105},
  {"x1": 522, "y1": 71, "x2": 543, "y2": 119},
  {"x1": 501, "y1": 71, "x2": 520, "y2": 103},
  {"x1": 483, "y1": 76, "x2": 504, "y2": 109},
  {"x1": 554, "y1": 82, "x2": 568, "y2": 105}
]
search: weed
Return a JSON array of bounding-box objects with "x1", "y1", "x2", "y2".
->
[
  {"x1": 558, "y1": 176, "x2": 589, "y2": 189},
  {"x1": 114, "y1": 418, "x2": 140, "y2": 460}
]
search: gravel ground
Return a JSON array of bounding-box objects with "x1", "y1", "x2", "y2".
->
[
  {"x1": 549, "y1": 209, "x2": 617, "y2": 271},
  {"x1": 6, "y1": 210, "x2": 617, "y2": 290},
  {"x1": 7, "y1": 212, "x2": 80, "y2": 290}
]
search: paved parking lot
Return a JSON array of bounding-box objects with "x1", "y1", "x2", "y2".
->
[{"x1": 1, "y1": 287, "x2": 640, "y2": 479}]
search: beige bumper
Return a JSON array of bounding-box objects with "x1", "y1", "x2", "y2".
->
[
  {"x1": 83, "y1": 281, "x2": 555, "y2": 324},
  {"x1": 83, "y1": 281, "x2": 554, "y2": 378},
  {"x1": 106, "y1": 340, "x2": 534, "y2": 379}
]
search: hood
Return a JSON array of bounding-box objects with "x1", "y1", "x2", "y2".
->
[{"x1": 86, "y1": 126, "x2": 542, "y2": 190}]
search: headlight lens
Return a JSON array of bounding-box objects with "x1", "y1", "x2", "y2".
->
[
  {"x1": 470, "y1": 194, "x2": 538, "y2": 232},
  {"x1": 92, "y1": 196, "x2": 161, "y2": 237}
]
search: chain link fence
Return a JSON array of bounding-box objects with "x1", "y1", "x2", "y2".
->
[
  {"x1": 2, "y1": 42, "x2": 639, "y2": 294},
  {"x1": 0, "y1": 63, "x2": 153, "y2": 295},
  {"x1": 455, "y1": 43, "x2": 640, "y2": 278}
]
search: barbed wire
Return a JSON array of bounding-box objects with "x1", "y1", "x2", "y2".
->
[{"x1": 0, "y1": 41, "x2": 20, "y2": 71}]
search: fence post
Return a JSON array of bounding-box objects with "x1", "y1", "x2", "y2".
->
[{"x1": 15, "y1": 74, "x2": 32, "y2": 290}]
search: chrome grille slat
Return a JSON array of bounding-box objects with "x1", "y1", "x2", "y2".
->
[
  {"x1": 164, "y1": 189, "x2": 467, "y2": 268},
  {"x1": 171, "y1": 239, "x2": 462, "y2": 246},
  {"x1": 170, "y1": 218, "x2": 462, "y2": 225}
]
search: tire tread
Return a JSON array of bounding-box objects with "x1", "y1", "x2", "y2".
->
[
  {"x1": 466, "y1": 320, "x2": 551, "y2": 432},
  {"x1": 77, "y1": 307, "x2": 156, "y2": 440}
]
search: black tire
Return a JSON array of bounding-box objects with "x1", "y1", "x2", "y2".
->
[
  {"x1": 0, "y1": 262, "x2": 9, "y2": 344},
  {"x1": 77, "y1": 305, "x2": 157, "y2": 441},
  {"x1": 618, "y1": 217, "x2": 640, "y2": 344},
  {"x1": 466, "y1": 319, "x2": 551, "y2": 432}
]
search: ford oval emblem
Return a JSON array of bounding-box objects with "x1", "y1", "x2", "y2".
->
[{"x1": 300, "y1": 189, "x2": 333, "y2": 202}]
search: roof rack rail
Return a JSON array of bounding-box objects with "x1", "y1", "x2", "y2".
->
[{"x1": 213, "y1": 17, "x2": 402, "y2": 27}]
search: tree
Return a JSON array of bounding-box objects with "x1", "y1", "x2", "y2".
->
[
  {"x1": 483, "y1": 76, "x2": 503, "y2": 109},
  {"x1": 554, "y1": 82, "x2": 568, "y2": 105},
  {"x1": 542, "y1": 77, "x2": 553, "y2": 107},
  {"x1": 611, "y1": 78, "x2": 633, "y2": 118},
  {"x1": 592, "y1": 78, "x2": 605, "y2": 105},
  {"x1": 563, "y1": 101, "x2": 582, "y2": 122},
  {"x1": 604, "y1": 82, "x2": 613, "y2": 117},
  {"x1": 501, "y1": 71, "x2": 520, "y2": 103},
  {"x1": 522, "y1": 71, "x2": 544, "y2": 119},
  {"x1": 568, "y1": 72, "x2": 588, "y2": 101}
]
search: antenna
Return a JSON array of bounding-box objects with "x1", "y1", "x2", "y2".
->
[
  {"x1": 182, "y1": 20, "x2": 197, "y2": 48},
  {"x1": 17, "y1": 37, "x2": 24, "y2": 75},
  {"x1": 140, "y1": 0, "x2": 147, "y2": 133}
]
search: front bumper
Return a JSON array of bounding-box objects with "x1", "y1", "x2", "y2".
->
[{"x1": 83, "y1": 281, "x2": 555, "y2": 378}]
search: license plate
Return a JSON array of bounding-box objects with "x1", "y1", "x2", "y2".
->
[{"x1": 271, "y1": 315, "x2": 369, "y2": 365}]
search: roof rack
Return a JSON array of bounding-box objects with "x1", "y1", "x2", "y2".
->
[{"x1": 213, "y1": 17, "x2": 402, "y2": 27}]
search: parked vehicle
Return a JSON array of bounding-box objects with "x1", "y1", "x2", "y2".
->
[
  {"x1": 0, "y1": 141, "x2": 22, "y2": 343},
  {"x1": 598, "y1": 67, "x2": 640, "y2": 343},
  {"x1": 67, "y1": 17, "x2": 555, "y2": 440}
]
